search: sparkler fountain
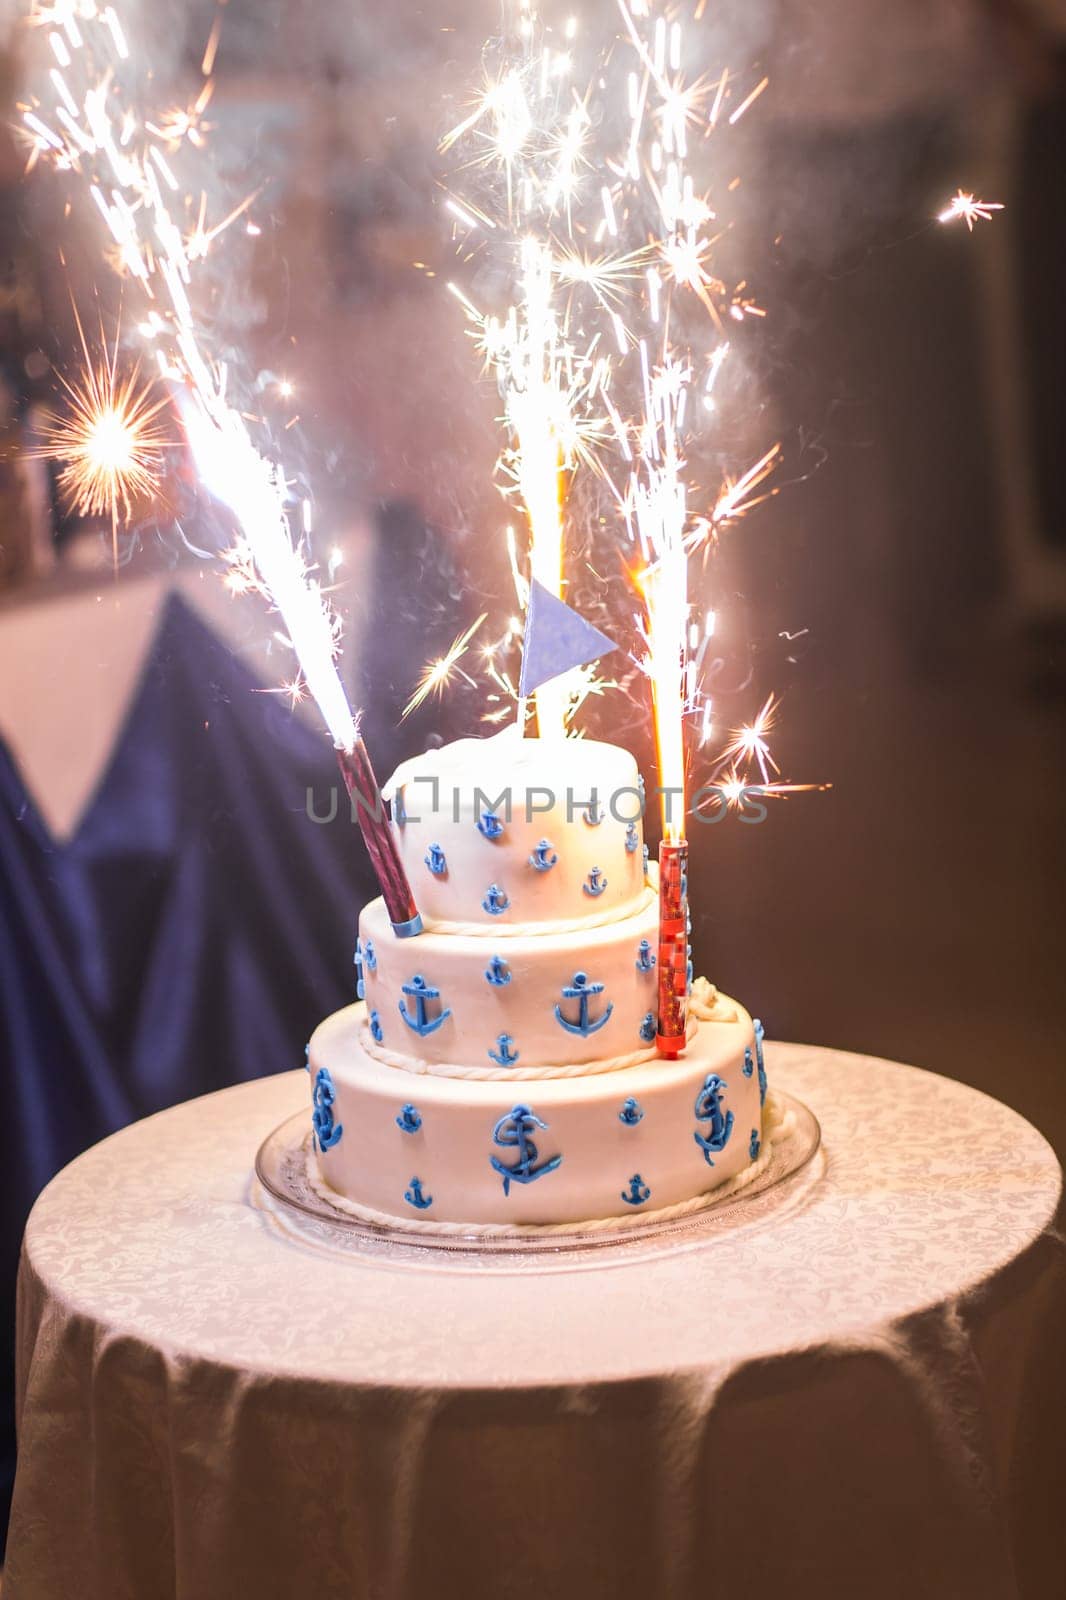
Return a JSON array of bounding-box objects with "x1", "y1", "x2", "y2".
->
[
  {"x1": 23, "y1": 0, "x2": 422, "y2": 938},
  {"x1": 627, "y1": 364, "x2": 693, "y2": 1057},
  {"x1": 442, "y1": 14, "x2": 608, "y2": 736}
]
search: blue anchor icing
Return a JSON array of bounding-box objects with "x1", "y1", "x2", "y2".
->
[
  {"x1": 488, "y1": 1033, "x2": 520, "y2": 1067},
  {"x1": 622, "y1": 1174, "x2": 651, "y2": 1206},
  {"x1": 404, "y1": 1177, "x2": 433, "y2": 1209},
  {"x1": 625, "y1": 820, "x2": 640, "y2": 854},
  {"x1": 311, "y1": 1067, "x2": 343, "y2": 1151},
  {"x1": 396, "y1": 1104, "x2": 423, "y2": 1134},
  {"x1": 636, "y1": 939, "x2": 656, "y2": 972},
  {"x1": 582, "y1": 798, "x2": 605, "y2": 826},
  {"x1": 583, "y1": 866, "x2": 608, "y2": 897},
  {"x1": 554, "y1": 971, "x2": 614, "y2": 1037},
  {"x1": 369, "y1": 1009, "x2": 383, "y2": 1043},
  {"x1": 619, "y1": 1097, "x2": 644, "y2": 1126},
  {"x1": 482, "y1": 884, "x2": 511, "y2": 916},
  {"x1": 304, "y1": 1042, "x2": 311, "y2": 1072},
  {"x1": 742, "y1": 1047, "x2": 754, "y2": 1078},
  {"x1": 528, "y1": 838, "x2": 558, "y2": 872},
  {"x1": 398, "y1": 975, "x2": 452, "y2": 1036},
  {"x1": 693, "y1": 1073, "x2": 735, "y2": 1166},
  {"x1": 639, "y1": 1011, "x2": 656, "y2": 1043},
  {"x1": 490, "y1": 1105, "x2": 563, "y2": 1196},
  {"x1": 477, "y1": 810, "x2": 505, "y2": 840},
  {"x1": 485, "y1": 955, "x2": 512, "y2": 987},
  {"x1": 424, "y1": 842, "x2": 447, "y2": 876},
  {"x1": 642, "y1": 843, "x2": 650, "y2": 880},
  {"x1": 353, "y1": 940, "x2": 365, "y2": 1000},
  {"x1": 754, "y1": 1018, "x2": 767, "y2": 1105},
  {"x1": 749, "y1": 1127, "x2": 761, "y2": 1161},
  {"x1": 364, "y1": 940, "x2": 377, "y2": 972}
]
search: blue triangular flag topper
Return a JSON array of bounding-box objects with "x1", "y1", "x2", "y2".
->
[{"x1": 518, "y1": 579, "x2": 619, "y2": 699}]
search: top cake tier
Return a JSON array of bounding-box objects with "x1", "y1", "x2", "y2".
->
[{"x1": 385, "y1": 731, "x2": 648, "y2": 931}]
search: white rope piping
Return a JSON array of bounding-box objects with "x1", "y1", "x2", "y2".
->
[
  {"x1": 419, "y1": 883, "x2": 658, "y2": 939},
  {"x1": 358, "y1": 977, "x2": 739, "y2": 1082},
  {"x1": 305, "y1": 1093, "x2": 794, "y2": 1238},
  {"x1": 359, "y1": 1019, "x2": 693, "y2": 1080}
]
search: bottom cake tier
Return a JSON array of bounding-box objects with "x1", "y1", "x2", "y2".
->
[{"x1": 306, "y1": 983, "x2": 770, "y2": 1233}]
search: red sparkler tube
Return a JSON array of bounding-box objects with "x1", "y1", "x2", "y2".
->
[
  {"x1": 335, "y1": 739, "x2": 423, "y2": 939},
  {"x1": 656, "y1": 838, "x2": 689, "y2": 1058}
]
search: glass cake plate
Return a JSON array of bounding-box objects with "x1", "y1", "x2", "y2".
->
[{"x1": 252, "y1": 1089, "x2": 822, "y2": 1272}]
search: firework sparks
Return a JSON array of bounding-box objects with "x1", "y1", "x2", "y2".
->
[
  {"x1": 698, "y1": 441, "x2": 782, "y2": 541},
  {"x1": 146, "y1": 78, "x2": 215, "y2": 151},
  {"x1": 36, "y1": 308, "x2": 171, "y2": 560},
  {"x1": 718, "y1": 694, "x2": 780, "y2": 786},
  {"x1": 403, "y1": 614, "x2": 488, "y2": 720},
  {"x1": 938, "y1": 190, "x2": 1004, "y2": 231}
]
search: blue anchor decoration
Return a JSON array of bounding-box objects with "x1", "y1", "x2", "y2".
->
[
  {"x1": 638, "y1": 773, "x2": 646, "y2": 803},
  {"x1": 582, "y1": 798, "x2": 605, "y2": 826},
  {"x1": 749, "y1": 1127, "x2": 761, "y2": 1161},
  {"x1": 396, "y1": 1104, "x2": 423, "y2": 1134},
  {"x1": 693, "y1": 1073, "x2": 735, "y2": 1166},
  {"x1": 369, "y1": 1009, "x2": 383, "y2": 1042},
  {"x1": 485, "y1": 954, "x2": 512, "y2": 987},
  {"x1": 625, "y1": 820, "x2": 640, "y2": 853},
  {"x1": 754, "y1": 1018, "x2": 767, "y2": 1105},
  {"x1": 393, "y1": 787, "x2": 407, "y2": 828},
  {"x1": 353, "y1": 940, "x2": 365, "y2": 1000},
  {"x1": 639, "y1": 1011, "x2": 656, "y2": 1043},
  {"x1": 477, "y1": 809, "x2": 505, "y2": 840},
  {"x1": 742, "y1": 1046, "x2": 754, "y2": 1078},
  {"x1": 636, "y1": 939, "x2": 656, "y2": 973},
  {"x1": 583, "y1": 866, "x2": 608, "y2": 897},
  {"x1": 311, "y1": 1067, "x2": 343, "y2": 1151},
  {"x1": 364, "y1": 940, "x2": 377, "y2": 973},
  {"x1": 424, "y1": 842, "x2": 447, "y2": 876},
  {"x1": 642, "y1": 843, "x2": 650, "y2": 880},
  {"x1": 490, "y1": 1104, "x2": 563, "y2": 1196},
  {"x1": 554, "y1": 971, "x2": 614, "y2": 1037},
  {"x1": 619, "y1": 1097, "x2": 644, "y2": 1126},
  {"x1": 482, "y1": 883, "x2": 511, "y2": 916},
  {"x1": 404, "y1": 1177, "x2": 433, "y2": 1210},
  {"x1": 398, "y1": 975, "x2": 452, "y2": 1036},
  {"x1": 528, "y1": 838, "x2": 558, "y2": 872},
  {"x1": 488, "y1": 1033, "x2": 520, "y2": 1067},
  {"x1": 622, "y1": 1174, "x2": 651, "y2": 1206}
]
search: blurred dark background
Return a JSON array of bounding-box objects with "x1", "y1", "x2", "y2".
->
[{"x1": 1, "y1": 0, "x2": 1065, "y2": 1552}]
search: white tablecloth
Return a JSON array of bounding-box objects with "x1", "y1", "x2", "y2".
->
[{"x1": 7, "y1": 1047, "x2": 1064, "y2": 1600}]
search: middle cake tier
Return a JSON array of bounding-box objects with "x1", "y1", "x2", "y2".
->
[{"x1": 356, "y1": 888, "x2": 663, "y2": 1072}]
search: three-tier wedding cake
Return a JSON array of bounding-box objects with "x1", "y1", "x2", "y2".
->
[{"x1": 306, "y1": 730, "x2": 777, "y2": 1234}]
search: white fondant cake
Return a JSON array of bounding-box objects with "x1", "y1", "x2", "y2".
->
[{"x1": 307, "y1": 731, "x2": 770, "y2": 1232}]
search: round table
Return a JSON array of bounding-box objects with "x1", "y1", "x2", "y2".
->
[{"x1": 7, "y1": 1047, "x2": 1064, "y2": 1600}]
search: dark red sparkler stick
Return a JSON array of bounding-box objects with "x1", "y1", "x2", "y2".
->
[
  {"x1": 656, "y1": 838, "x2": 689, "y2": 1057},
  {"x1": 335, "y1": 737, "x2": 423, "y2": 938}
]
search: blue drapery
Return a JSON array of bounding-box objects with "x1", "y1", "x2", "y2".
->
[{"x1": 0, "y1": 593, "x2": 375, "y2": 1543}]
